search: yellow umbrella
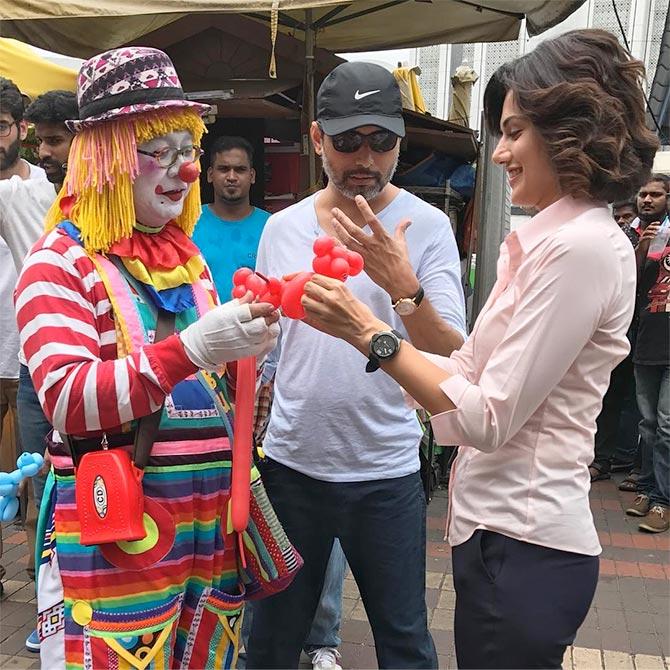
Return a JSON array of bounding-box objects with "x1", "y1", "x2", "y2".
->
[{"x1": 0, "y1": 37, "x2": 76, "y2": 99}]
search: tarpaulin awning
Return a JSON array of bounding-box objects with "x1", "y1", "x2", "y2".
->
[
  {"x1": 0, "y1": 37, "x2": 76, "y2": 98},
  {"x1": 0, "y1": 1, "x2": 586, "y2": 59}
]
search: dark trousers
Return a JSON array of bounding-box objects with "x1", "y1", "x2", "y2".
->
[
  {"x1": 246, "y1": 458, "x2": 437, "y2": 669},
  {"x1": 452, "y1": 530, "x2": 599, "y2": 669},
  {"x1": 593, "y1": 352, "x2": 636, "y2": 472}
]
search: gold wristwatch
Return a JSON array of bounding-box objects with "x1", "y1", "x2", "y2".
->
[{"x1": 392, "y1": 285, "x2": 424, "y2": 316}]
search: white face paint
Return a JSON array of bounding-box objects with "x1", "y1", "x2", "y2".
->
[{"x1": 133, "y1": 130, "x2": 195, "y2": 228}]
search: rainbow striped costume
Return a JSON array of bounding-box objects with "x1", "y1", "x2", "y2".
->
[{"x1": 20, "y1": 223, "x2": 300, "y2": 669}]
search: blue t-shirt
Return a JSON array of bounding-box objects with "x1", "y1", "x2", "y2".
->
[{"x1": 192, "y1": 205, "x2": 271, "y2": 300}]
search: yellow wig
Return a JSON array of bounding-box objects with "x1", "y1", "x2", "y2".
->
[{"x1": 45, "y1": 108, "x2": 207, "y2": 253}]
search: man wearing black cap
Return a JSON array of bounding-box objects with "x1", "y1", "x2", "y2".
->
[{"x1": 247, "y1": 62, "x2": 466, "y2": 669}]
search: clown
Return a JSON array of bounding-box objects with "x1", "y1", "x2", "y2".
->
[{"x1": 15, "y1": 47, "x2": 300, "y2": 669}]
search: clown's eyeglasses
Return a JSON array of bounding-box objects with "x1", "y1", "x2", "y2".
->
[
  {"x1": 330, "y1": 129, "x2": 398, "y2": 154},
  {"x1": 137, "y1": 145, "x2": 204, "y2": 168}
]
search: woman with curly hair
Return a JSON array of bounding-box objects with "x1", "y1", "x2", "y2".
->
[{"x1": 296, "y1": 29, "x2": 659, "y2": 669}]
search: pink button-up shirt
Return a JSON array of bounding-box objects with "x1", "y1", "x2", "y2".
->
[{"x1": 428, "y1": 196, "x2": 636, "y2": 555}]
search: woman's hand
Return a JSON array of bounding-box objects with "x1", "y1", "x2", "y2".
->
[{"x1": 301, "y1": 274, "x2": 389, "y2": 353}]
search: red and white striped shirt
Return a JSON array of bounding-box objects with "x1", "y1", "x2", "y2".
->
[{"x1": 15, "y1": 227, "x2": 205, "y2": 437}]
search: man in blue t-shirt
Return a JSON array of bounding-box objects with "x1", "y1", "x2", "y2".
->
[{"x1": 193, "y1": 136, "x2": 270, "y2": 299}]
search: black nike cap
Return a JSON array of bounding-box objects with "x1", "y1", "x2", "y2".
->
[{"x1": 316, "y1": 61, "x2": 405, "y2": 137}]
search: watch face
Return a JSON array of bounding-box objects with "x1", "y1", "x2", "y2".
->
[
  {"x1": 394, "y1": 299, "x2": 417, "y2": 316},
  {"x1": 372, "y1": 333, "x2": 398, "y2": 358}
]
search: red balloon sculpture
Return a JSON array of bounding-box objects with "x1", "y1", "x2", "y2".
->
[
  {"x1": 231, "y1": 236, "x2": 364, "y2": 319},
  {"x1": 230, "y1": 237, "x2": 363, "y2": 541}
]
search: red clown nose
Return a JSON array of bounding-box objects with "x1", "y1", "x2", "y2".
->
[{"x1": 178, "y1": 161, "x2": 200, "y2": 183}]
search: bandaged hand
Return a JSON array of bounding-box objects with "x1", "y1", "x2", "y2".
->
[{"x1": 180, "y1": 300, "x2": 280, "y2": 371}]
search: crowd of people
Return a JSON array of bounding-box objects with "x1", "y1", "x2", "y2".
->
[{"x1": 0, "y1": 25, "x2": 667, "y2": 670}]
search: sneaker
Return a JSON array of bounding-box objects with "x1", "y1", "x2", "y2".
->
[
  {"x1": 309, "y1": 647, "x2": 342, "y2": 670},
  {"x1": 25, "y1": 628, "x2": 40, "y2": 652},
  {"x1": 626, "y1": 494, "x2": 651, "y2": 517},
  {"x1": 639, "y1": 505, "x2": 670, "y2": 533}
]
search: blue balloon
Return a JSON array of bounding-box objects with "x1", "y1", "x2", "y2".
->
[{"x1": 0, "y1": 452, "x2": 47, "y2": 522}]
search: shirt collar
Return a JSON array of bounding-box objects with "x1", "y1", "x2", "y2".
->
[{"x1": 512, "y1": 195, "x2": 605, "y2": 256}]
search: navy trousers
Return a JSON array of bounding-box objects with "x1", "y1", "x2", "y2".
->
[
  {"x1": 452, "y1": 530, "x2": 599, "y2": 669},
  {"x1": 246, "y1": 458, "x2": 437, "y2": 669}
]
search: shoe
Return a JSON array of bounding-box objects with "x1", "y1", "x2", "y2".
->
[
  {"x1": 639, "y1": 505, "x2": 670, "y2": 533},
  {"x1": 618, "y1": 475, "x2": 639, "y2": 492},
  {"x1": 626, "y1": 494, "x2": 651, "y2": 517},
  {"x1": 309, "y1": 647, "x2": 342, "y2": 670},
  {"x1": 25, "y1": 628, "x2": 40, "y2": 652}
]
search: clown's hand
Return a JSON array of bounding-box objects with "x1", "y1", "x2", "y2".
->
[{"x1": 180, "y1": 300, "x2": 280, "y2": 371}]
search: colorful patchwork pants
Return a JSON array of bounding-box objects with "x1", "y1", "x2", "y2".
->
[{"x1": 37, "y1": 453, "x2": 245, "y2": 669}]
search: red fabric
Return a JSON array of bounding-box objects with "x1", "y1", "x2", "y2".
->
[
  {"x1": 108, "y1": 223, "x2": 200, "y2": 269},
  {"x1": 148, "y1": 335, "x2": 199, "y2": 390}
]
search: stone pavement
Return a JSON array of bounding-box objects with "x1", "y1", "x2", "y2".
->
[{"x1": 0, "y1": 472, "x2": 668, "y2": 669}]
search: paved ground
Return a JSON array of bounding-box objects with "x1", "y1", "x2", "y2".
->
[{"x1": 0, "y1": 472, "x2": 668, "y2": 669}]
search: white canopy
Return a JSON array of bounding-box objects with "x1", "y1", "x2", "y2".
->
[{"x1": 1, "y1": 1, "x2": 585, "y2": 58}]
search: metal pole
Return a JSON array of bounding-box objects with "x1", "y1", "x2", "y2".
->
[
  {"x1": 305, "y1": 9, "x2": 316, "y2": 187},
  {"x1": 470, "y1": 124, "x2": 509, "y2": 327}
]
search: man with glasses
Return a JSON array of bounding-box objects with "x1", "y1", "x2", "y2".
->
[
  {"x1": 247, "y1": 62, "x2": 466, "y2": 669},
  {"x1": 0, "y1": 78, "x2": 50, "y2": 650},
  {"x1": 0, "y1": 78, "x2": 46, "y2": 181},
  {"x1": 0, "y1": 86, "x2": 78, "y2": 652}
]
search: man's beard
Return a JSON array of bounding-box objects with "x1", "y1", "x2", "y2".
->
[
  {"x1": 321, "y1": 152, "x2": 398, "y2": 201},
  {"x1": 218, "y1": 186, "x2": 246, "y2": 205},
  {"x1": 638, "y1": 208, "x2": 668, "y2": 225},
  {"x1": 0, "y1": 137, "x2": 20, "y2": 171}
]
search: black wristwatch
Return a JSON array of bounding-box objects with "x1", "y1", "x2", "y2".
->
[
  {"x1": 366, "y1": 329, "x2": 404, "y2": 373},
  {"x1": 392, "y1": 285, "x2": 424, "y2": 316}
]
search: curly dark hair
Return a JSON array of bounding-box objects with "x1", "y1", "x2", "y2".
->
[
  {"x1": 484, "y1": 29, "x2": 659, "y2": 203},
  {"x1": 0, "y1": 77, "x2": 25, "y2": 122},
  {"x1": 25, "y1": 90, "x2": 78, "y2": 125}
]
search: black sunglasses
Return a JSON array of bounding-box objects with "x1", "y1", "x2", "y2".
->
[{"x1": 329, "y1": 129, "x2": 399, "y2": 154}]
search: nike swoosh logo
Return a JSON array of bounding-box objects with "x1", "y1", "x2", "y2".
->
[{"x1": 354, "y1": 89, "x2": 381, "y2": 100}]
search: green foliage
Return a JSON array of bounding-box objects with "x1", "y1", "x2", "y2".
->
[{"x1": 20, "y1": 125, "x2": 39, "y2": 165}]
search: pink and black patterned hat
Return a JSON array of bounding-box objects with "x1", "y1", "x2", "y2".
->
[{"x1": 66, "y1": 46, "x2": 209, "y2": 132}]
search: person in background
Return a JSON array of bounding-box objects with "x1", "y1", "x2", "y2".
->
[
  {"x1": 613, "y1": 199, "x2": 640, "y2": 247},
  {"x1": 299, "y1": 30, "x2": 658, "y2": 668},
  {"x1": 192, "y1": 136, "x2": 270, "y2": 299},
  {"x1": 0, "y1": 89, "x2": 78, "y2": 652},
  {"x1": 588, "y1": 198, "x2": 642, "y2": 483},
  {"x1": 625, "y1": 174, "x2": 670, "y2": 533},
  {"x1": 0, "y1": 77, "x2": 46, "y2": 182},
  {"x1": 0, "y1": 78, "x2": 54, "y2": 624}
]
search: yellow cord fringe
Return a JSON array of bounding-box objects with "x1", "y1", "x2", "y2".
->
[{"x1": 45, "y1": 108, "x2": 207, "y2": 253}]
